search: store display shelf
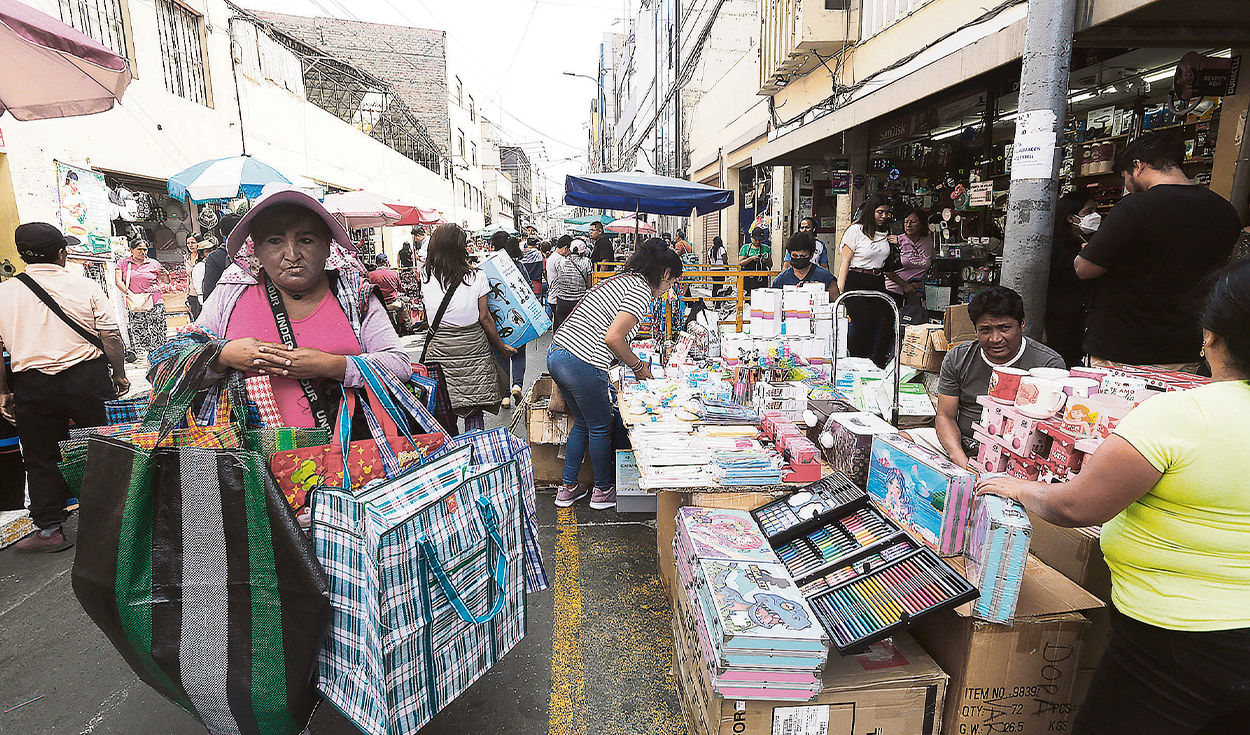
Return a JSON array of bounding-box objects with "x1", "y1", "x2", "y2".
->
[
  {"x1": 1072, "y1": 133, "x2": 1132, "y2": 146},
  {"x1": 1146, "y1": 118, "x2": 1219, "y2": 134}
]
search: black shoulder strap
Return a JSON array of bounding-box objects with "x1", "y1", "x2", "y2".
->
[
  {"x1": 16, "y1": 273, "x2": 106, "y2": 354},
  {"x1": 419, "y1": 274, "x2": 464, "y2": 364},
  {"x1": 262, "y1": 274, "x2": 331, "y2": 429}
]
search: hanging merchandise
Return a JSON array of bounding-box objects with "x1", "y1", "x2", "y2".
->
[{"x1": 198, "y1": 204, "x2": 220, "y2": 231}]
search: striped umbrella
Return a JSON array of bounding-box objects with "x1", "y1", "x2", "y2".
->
[{"x1": 167, "y1": 155, "x2": 297, "y2": 203}]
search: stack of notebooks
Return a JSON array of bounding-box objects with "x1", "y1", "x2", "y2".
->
[
  {"x1": 673, "y1": 507, "x2": 829, "y2": 700},
  {"x1": 750, "y1": 473, "x2": 979, "y2": 654},
  {"x1": 698, "y1": 398, "x2": 761, "y2": 425},
  {"x1": 708, "y1": 447, "x2": 784, "y2": 486}
]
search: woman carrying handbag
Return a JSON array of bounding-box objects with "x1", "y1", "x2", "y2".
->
[{"x1": 115, "y1": 241, "x2": 168, "y2": 363}]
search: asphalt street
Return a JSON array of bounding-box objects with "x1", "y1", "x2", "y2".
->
[{"x1": 0, "y1": 332, "x2": 687, "y2": 735}]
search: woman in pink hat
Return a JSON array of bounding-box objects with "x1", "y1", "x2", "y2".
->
[{"x1": 149, "y1": 188, "x2": 410, "y2": 432}]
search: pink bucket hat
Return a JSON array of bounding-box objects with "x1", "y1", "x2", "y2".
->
[{"x1": 226, "y1": 187, "x2": 353, "y2": 261}]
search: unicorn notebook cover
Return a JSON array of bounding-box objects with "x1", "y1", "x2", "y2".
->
[
  {"x1": 676, "y1": 507, "x2": 777, "y2": 564},
  {"x1": 697, "y1": 559, "x2": 828, "y2": 653}
]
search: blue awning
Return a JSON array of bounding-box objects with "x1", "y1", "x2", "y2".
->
[{"x1": 563, "y1": 172, "x2": 734, "y2": 216}]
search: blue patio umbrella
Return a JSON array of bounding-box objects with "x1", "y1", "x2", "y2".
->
[
  {"x1": 562, "y1": 214, "x2": 615, "y2": 226},
  {"x1": 167, "y1": 155, "x2": 297, "y2": 203}
]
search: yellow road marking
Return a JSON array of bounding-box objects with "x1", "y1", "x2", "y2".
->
[{"x1": 548, "y1": 507, "x2": 587, "y2": 735}]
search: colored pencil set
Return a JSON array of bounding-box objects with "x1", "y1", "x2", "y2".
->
[
  {"x1": 748, "y1": 472, "x2": 979, "y2": 654},
  {"x1": 750, "y1": 471, "x2": 865, "y2": 539},
  {"x1": 807, "y1": 546, "x2": 978, "y2": 653},
  {"x1": 799, "y1": 539, "x2": 915, "y2": 596}
]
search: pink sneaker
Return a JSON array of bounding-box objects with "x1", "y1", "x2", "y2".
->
[
  {"x1": 589, "y1": 486, "x2": 616, "y2": 510},
  {"x1": 554, "y1": 483, "x2": 589, "y2": 507}
]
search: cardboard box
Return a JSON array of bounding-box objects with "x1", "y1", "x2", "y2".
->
[
  {"x1": 478, "y1": 250, "x2": 552, "y2": 347},
  {"x1": 526, "y1": 375, "x2": 575, "y2": 444},
  {"x1": 528, "y1": 442, "x2": 593, "y2": 487},
  {"x1": 912, "y1": 555, "x2": 1104, "y2": 735},
  {"x1": 1025, "y1": 514, "x2": 1112, "y2": 671},
  {"x1": 943, "y1": 303, "x2": 976, "y2": 346},
  {"x1": 902, "y1": 324, "x2": 949, "y2": 372},
  {"x1": 674, "y1": 582, "x2": 949, "y2": 735},
  {"x1": 656, "y1": 490, "x2": 691, "y2": 593}
]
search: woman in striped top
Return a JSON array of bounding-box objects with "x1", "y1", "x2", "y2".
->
[{"x1": 547, "y1": 239, "x2": 683, "y2": 509}]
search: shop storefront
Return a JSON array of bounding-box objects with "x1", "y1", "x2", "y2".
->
[{"x1": 859, "y1": 47, "x2": 1238, "y2": 314}]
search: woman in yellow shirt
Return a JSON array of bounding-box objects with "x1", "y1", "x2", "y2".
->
[{"x1": 978, "y1": 258, "x2": 1250, "y2": 735}]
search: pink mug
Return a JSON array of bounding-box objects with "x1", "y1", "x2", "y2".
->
[
  {"x1": 988, "y1": 366, "x2": 1030, "y2": 404},
  {"x1": 1093, "y1": 395, "x2": 1133, "y2": 439},
  {"x1": 1014, "y1": 377, "x2": 1067, "y2": 419}
]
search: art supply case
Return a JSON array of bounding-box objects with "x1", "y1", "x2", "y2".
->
[{"x1": 751, "y1": 473, "x2": 978, "y2": 655}]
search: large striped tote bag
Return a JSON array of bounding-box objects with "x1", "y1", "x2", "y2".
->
[{"x1": 71, "y1": 344, "x2": 332, "y2": 735}]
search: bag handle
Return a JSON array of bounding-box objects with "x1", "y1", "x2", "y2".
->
[
  {"x1": 418, "y1": 495, "x2": 509, "y2": 625},
  {"x1": 419, "y1": 274, "x2": 464, "y2": 364},
  {"x1": 350, "y1": 355, "x2": 444, "y2": 436},
  {"x1": 138, "y1": 345, "x2": 218, "y2": 443},
  {"x1": 330, "y1": 388, "x2": 405, "y2": 494}
]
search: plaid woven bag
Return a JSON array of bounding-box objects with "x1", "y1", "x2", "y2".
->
[
  {"x1": 429, "y1": 427, "x2": 549, "y2": 593},
  {"x1": 313, "y1": 447, "x2": 526, "y2": 735},
  {"x1": 59, "y1": 379, "x2": 242, "y2": 496},
  {"x1": 105, "y1": 394, "x2": 151, "y2": 424},
  {"x1": 71, "y1": 344, "x2": 332, "y2": 735}
]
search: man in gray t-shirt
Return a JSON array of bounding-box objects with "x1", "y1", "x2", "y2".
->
[{"x1": 934, "y1": 286, "x2": 1065, "y2": 468}]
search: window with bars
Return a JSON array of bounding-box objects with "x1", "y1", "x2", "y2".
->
[
  {"x1": 59, "y1": 0, "x2": 131, "y2": 62},
  {"x1": 458, "y1": 129, "x2": 466, "y2": 158},
  {"x1": 155, "y1": 0, "x2": 209, "y2": 106}
]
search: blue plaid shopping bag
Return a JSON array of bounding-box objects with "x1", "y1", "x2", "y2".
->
[
  {"x1": 429, "y1": 427, "x2": 548, "y2": 593},
  {"x1": 313, "y1": 446, "x2": 526, "y2": 735}
]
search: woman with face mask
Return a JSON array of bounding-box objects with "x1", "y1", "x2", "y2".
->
[{"x1": 1045, "y1": 191, "x2": 1099, "y2": 367}]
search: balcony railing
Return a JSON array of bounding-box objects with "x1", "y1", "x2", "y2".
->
[{"x1": 760, "y1": 0, "x2": 861, "y2": 95}]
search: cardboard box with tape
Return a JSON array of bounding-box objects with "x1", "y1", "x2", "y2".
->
[
  {"x1": 902, "y1": 324, "x2": 949, "y2": 372},
  {"x1": 912, "y1": 555, "x2": 1104, "y2": 735}
]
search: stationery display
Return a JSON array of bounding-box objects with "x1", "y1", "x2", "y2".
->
[
  {"x1": 818, "y1": 411, "x2": 897, "y2": 487},
  {"x1": 866, "y1": 433, "x2": 976, "y2": 555},
  {"x1": 965, "y1": 493, "x2": 1033, "y2": 624},
  {"x1": 749, "y1": 475, "x2": 978, "y2": 654}
]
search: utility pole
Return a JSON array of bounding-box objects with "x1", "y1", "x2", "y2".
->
[{"x1": 999, "y1": 0, "x2": 1078, "y2": 339}]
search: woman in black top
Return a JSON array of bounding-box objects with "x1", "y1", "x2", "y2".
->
[{"x1": 1045, "y1": 191, "x2": 1098, "y2": 367}]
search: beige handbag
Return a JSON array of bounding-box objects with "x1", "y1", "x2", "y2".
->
[{"x1": 123, "y1": 261, "x2": 154, "y2": 312}]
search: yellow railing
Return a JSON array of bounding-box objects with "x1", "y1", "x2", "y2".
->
[{"x1": 591, "y1": 264, "x2": 775, "y2": 340}]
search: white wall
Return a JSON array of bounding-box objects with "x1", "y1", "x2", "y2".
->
[
  {"x1": 6, "y1": 0, "x2": 243, "y2": 223},
  {"x1": 446, "y1": 54, "x2": 486, "y2": 230}
]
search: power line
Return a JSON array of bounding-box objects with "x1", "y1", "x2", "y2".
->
[{"x1": 485, "y1": 0, "x2": 541, "y2": 110}]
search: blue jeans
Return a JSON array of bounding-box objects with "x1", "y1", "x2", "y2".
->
[
  {"x1": 496, "y1": 343, "x2": 527, "y2": 389},
  {"x1": 546, "y1": 344, "x2": 622, "y2": 489}
]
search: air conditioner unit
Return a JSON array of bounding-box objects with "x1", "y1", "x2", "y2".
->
[{"x1": 759, "y1": 0, "x2": 861, "y2": 96}]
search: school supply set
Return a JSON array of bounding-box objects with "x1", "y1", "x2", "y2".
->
[
  {"x1": 750, "y1": 474, "x2": 977, "y2": 654},
  {"x1": 673, "y1": 507, "x2": 829, "y2": 701}
]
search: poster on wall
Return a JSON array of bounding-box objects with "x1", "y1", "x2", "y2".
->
[
  {"x1": 831, "y1": 172, "x2": 851, "y2": 195},
  {"x1": 56, "y1": 161, "x2": 111, "y2": 253}
]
